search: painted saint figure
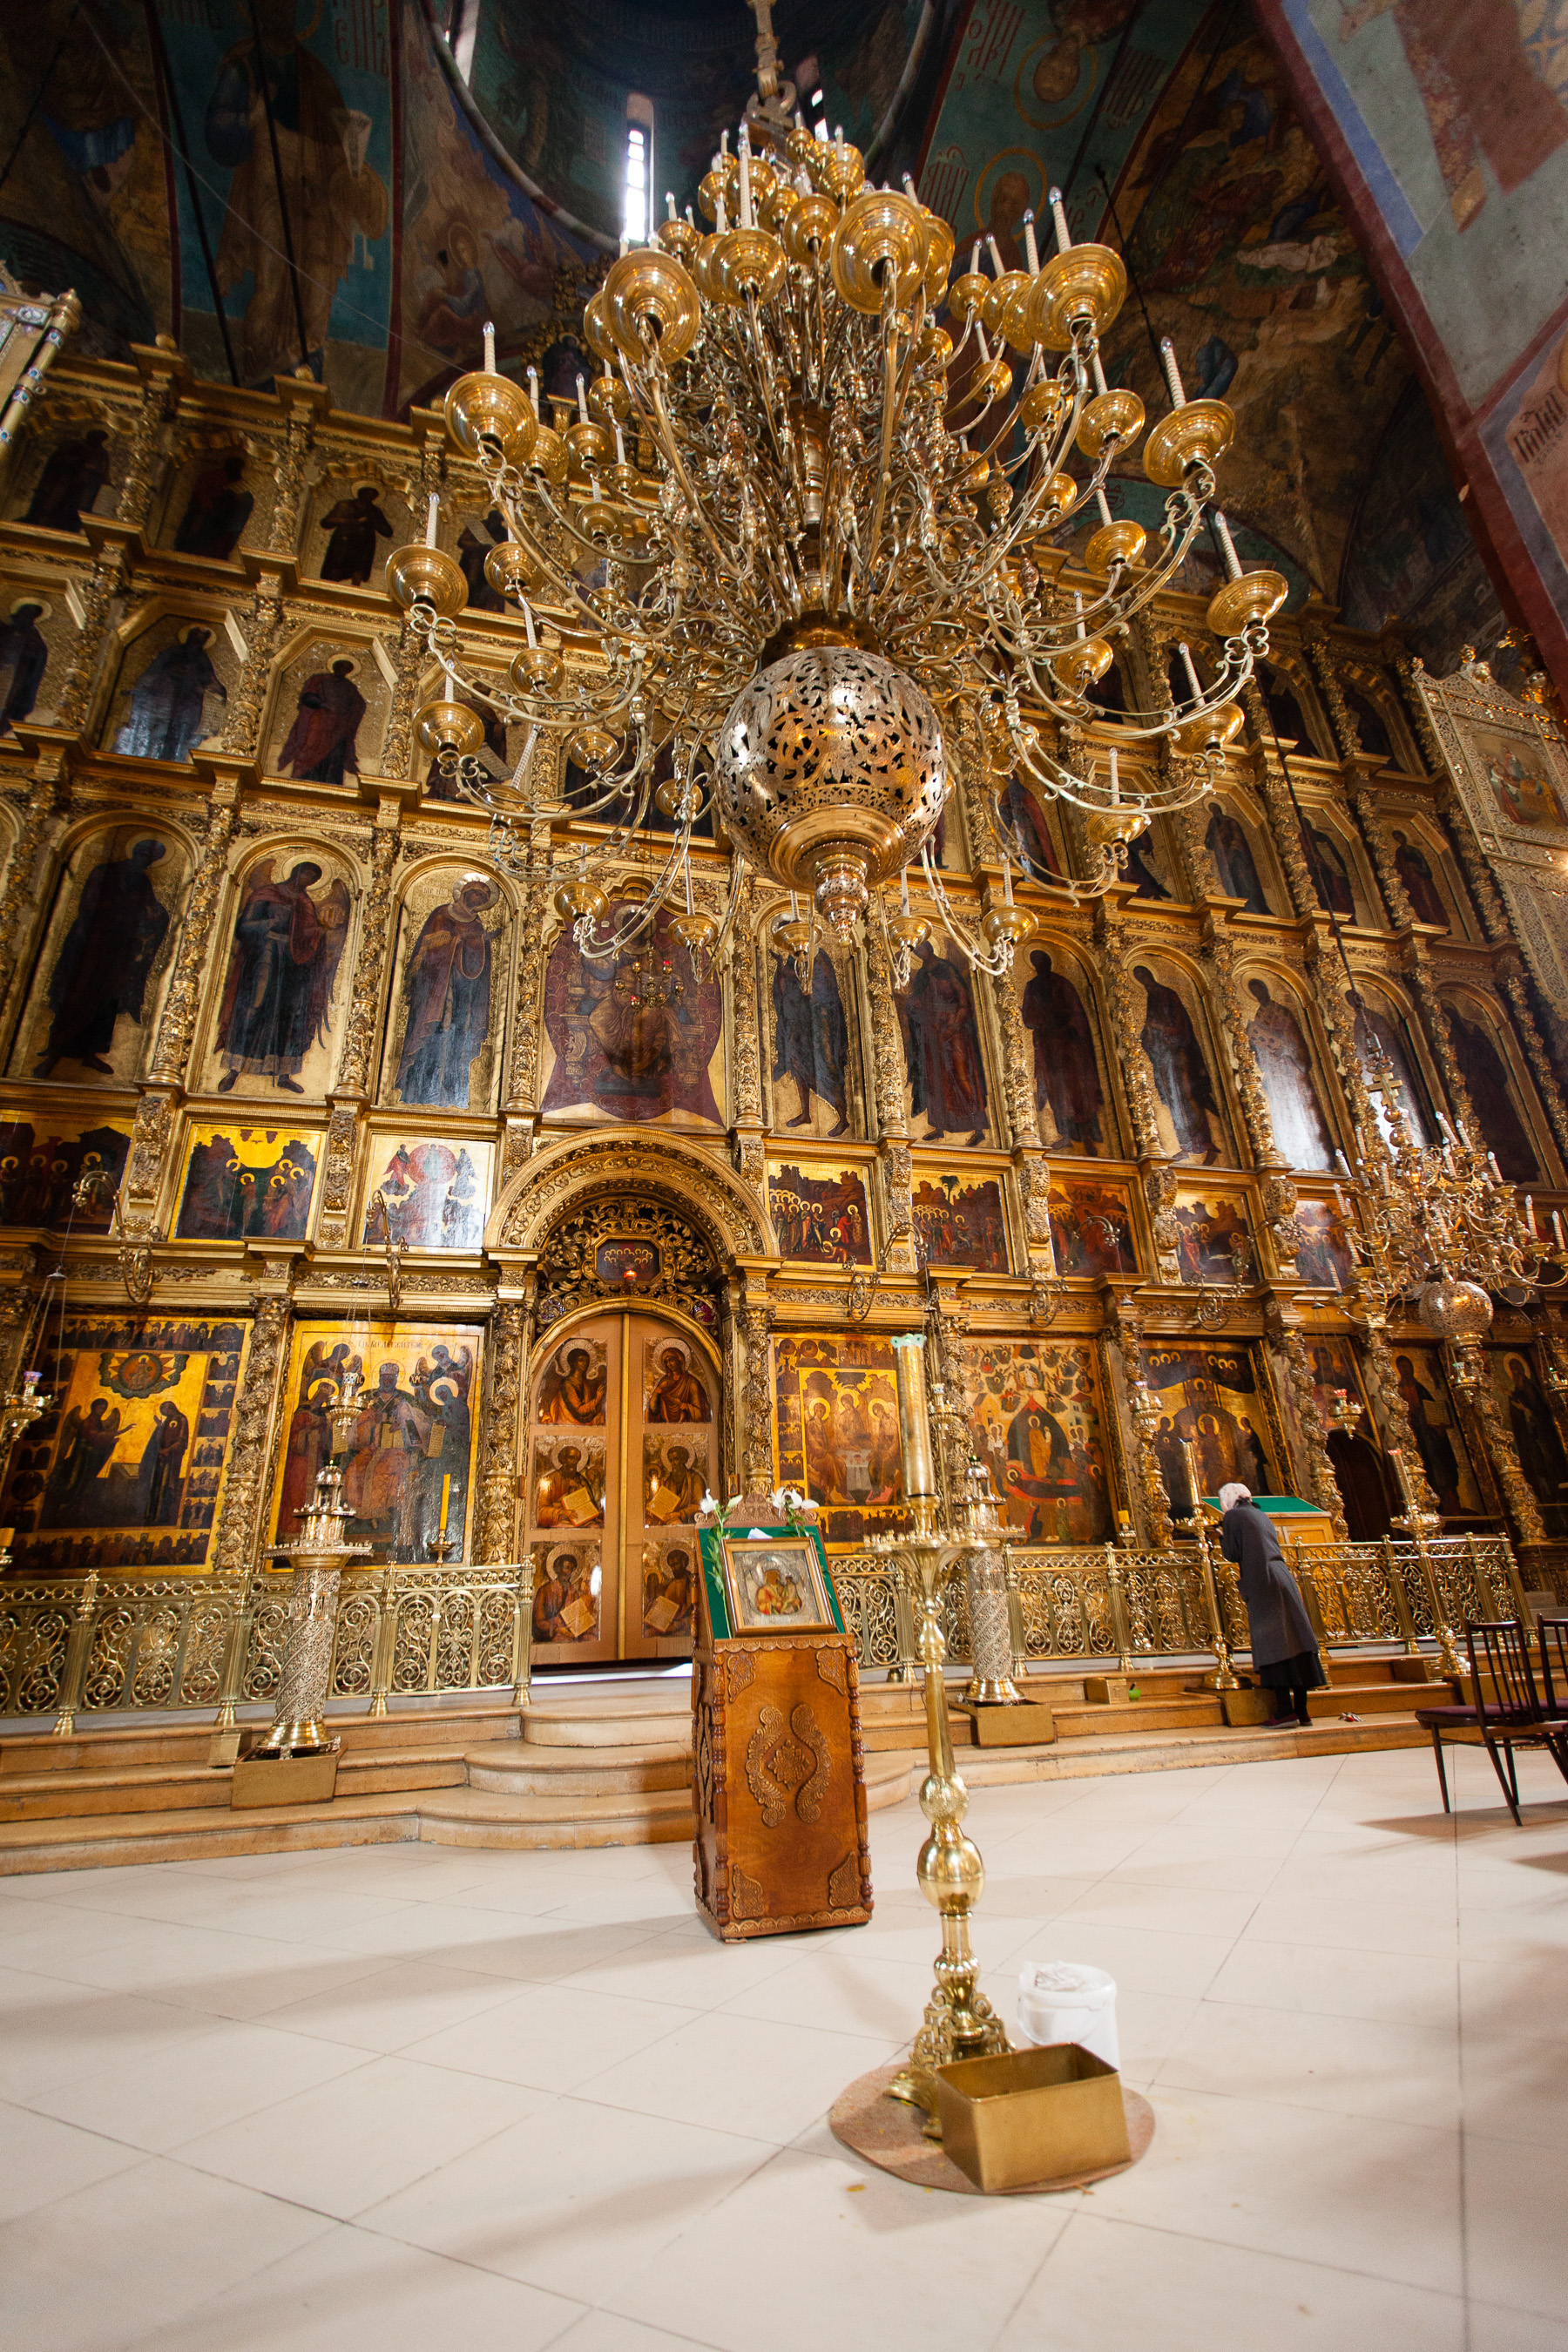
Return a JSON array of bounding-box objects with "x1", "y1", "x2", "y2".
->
[
  {"x1": 1246, "y1": 981, "x2": 1335, "y2": 1170},
  {"x1": 646, "y1": 1344, "x2": 707, "y2": 1424},
  {"x1": 1503, "y1": 1355, "x2": 1568, "y2": 1521},
  {"x1": 1020, "y1": 951, "x2": 1104, "y2": 1150},
  {"x1": 342, "y1": 1362, "x2": 434, "y2": 1555},
  {"x1": 173, "y1": 454, "x2": 253, "y2": 559},
  {"x1": 0, "y1": 602, "x2": 49, "y2": 730},
  {"x1": 537, "y1": 1347, "x2": 606, "y2": 1426},
  {"x1": 1301, "y1": 822, "x2": 1356, "y2": 917},
  {"x1": 772, "y1": 950, "x2": 848, "y2": 1135},
  {"x1": 215, "y1": 860, "x2": 350, "y2": 1094},
  {"x1": 141, "y1": 1401, "x2": 189, "y2": 1525},
  {"x1": 34, "y1": 837, "x2": 171, "y2": 1078},
  {"x1": 1396, "y1": 1353, "x2": 1464, "y2": 1515},
  {"x1": 1205, "y1": 807, "x2": 1270, "y2": 912},
  {"x1": 1450, "y1": 1015, "x2": 1537, "y2": 1181},
  {"x1": 114, "y1": 629, "x2": 225, "y2": 762},
  {"x1": 903, "y1": 939, "x2": 988, "y2": 1143},
  {"x1": 279, "y1": 659, "x2": 366, "y2": 786},
  {"x1": 997, "y1": 777, "x2": 1061, "y2": 882},
  {"x1": 24, "y1": 429, "x2": 110, "y2": 531},
  {"x1": 393, "y1": 879, "x2": 497, "y2": 1108},
  {"x1": 316, "y1": 485, "x2": 392, "y2": 584},
  {"x1": 44, "y1": 1397, "x2": 122, "y2": 1523},
  {"x1": 1135, "y1": 967, "x2": 1220, "y2": 1162},
  {"x1": 1390, "y1": 832, "x2": 1448, "y2": 928},
  {"x1": 1355, "y1": 1006, "x2": 1433, "y2": 1146}
]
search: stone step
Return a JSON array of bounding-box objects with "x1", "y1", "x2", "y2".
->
[
  {"x1": 0, "y1": 1706, "x2": 523, "y2": 1776},
  {"x1": 465, "y1": 1740, "x2": 694, "y2": 1797},
  {"x1": 521, "y1": 1706, "x2": 692, "y2": 1751},
  {"x1": 957, "y1": 1713, "x2": 1430, "y2": 1784}
]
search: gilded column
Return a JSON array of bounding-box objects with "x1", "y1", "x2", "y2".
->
[
  {"x1": 1305, "y1": 620, "x2": 1361, "y2": 763},
  {"x1": 147, "y1": 783, "x2": 240, "y2": 1087},
  {"x1": 1465, "y1": 1361, "x2": 1547, "y2": 1546},
  {"x1": 727, "y1": 871, "x2": 766, "y2": 1190},
  {"x1": 54, "y1": 538, "x2": 129, "y2": 735},
  {"x1": 213, "y1": 1292, "x2": 291, "y2": 1577},
  {"x1": 268, "y1": 375, "x2": 328, "y2": 557},
  {"x1": 1264, "y1": 1301, "x2": 1347, "y2": 1535},
  {"x1": 220, "y1": 570, "x2": 288, "y2": 760},
  {"x1": 924, "y1": 1280, "x2": 973, "y2": 1521},
  {"x1": 502, "y1": 825, "x2": 552, "y2": 1177},
  {"x1": 1348, "y1": 780, "x2": 1417, "y2": 929},
  {"x1": 1198, "y1": 909, "x2": 1299, "y2": 1271},
  {"x1": 1102, "y1": 1288, "x2": 1171, "y2": 1548},
  {"x1": 740, "y1": 1300, "x2": 774, "y2": 1496},
  {"x1": 1403, "y1": 941, "x2": 1477, "y2": 1133},
  {"x1": 1242, "y1": 683, "x2": 1320, "y2": 920},
  {"x1": 377, "y1": 618, "x2": 427, "y2": 783},
  {"x1": 1356, "y1": 1311, "x2": 1441, "y2": 1519},
  {"x1": 983, "y1": 943, "x2": 1055, "y2": 1269},
  {"x1": 476, "y1": 1299, "x2": 529, "y2": 1561},
  {"x1": 865, "y1": 923, "x2": 915, "y2": 1267},
  {"x1": 317, "y1": 809, "x2": 399, "y2": 1249},
  {"x1": 0, "y1": 737, "x2": 68, "y2": 1010},
  {"x1": 1496, "y1": 950, "x2": 1568, "y2": 1162}
]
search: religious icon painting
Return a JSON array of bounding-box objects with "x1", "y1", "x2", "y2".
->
[
  {"x1": 765, "y1": 938, "x2": 860, "y2": 1139},
  {"x1": 1473, "y1": 727, "x2": 1568, "y2": 834},
  {"x1": 640, "y1": 1536, "x2": 699, "y2": 1640},
  {"x1": 0, "y1": 1113, "x2": 132, "y2": 1230},
  {"x1": 166, "y1": 446, "x2": 258, "y2": 563},
  {"x1": 362, "y1": 1136, "x2": 492, "y2": 1252},
  {"x1": 773, "y1": 1335, "x2": 906, "y2": 1548},
  {"x1": 911, "y1": 1171, "x2": 1009, "y2": 1273},
  {"x1": 1131, "y1": 963, "x2": 1232, "y2": 1166},
  {"x1": 1388, "y1": 1342, "x2": 1487, "y2": 1521},
  {"x1": 104, "y1": 620, "x2": 233, "y2": 765},
  {"x1": 643, "y1": 1335, "x2": 713, "y2": 1424},
  {"x1": 1243, "y1": 981, "x2": 1336, "y2": 1170},
  {"x1": 964, "y1": 1339, "x2": 1114, "y2": 1544},
  {"x1": 1171, "y1": 1187, "x2": 1254, "y2": 1286},
  {"x1": 721, "y1": 1535, "x2": 837, "y2": 1635},
  {"x1": 899, "y1": 931, "x2": 995, "y2": 1145},
  {"x1": 1017, "y1": 950, "x2": 1111, "y2": 1154},
  {"x1": 1138, "y1": 1342, "x2": 1283, "y2": 1515},
  {"x1": 310, "y1": 479, "x2": 398, "y2": 589},
  {"x1": 531, "y1": 1540, "x2": 602, "y2": 1645},
  {"x1": 531, "y1": 1436, "x2": 607, "y2": 1531},
  {"x1": 1294, "y1": 1198, "x2": 1357, "y2": 1291},
  {"x1": 767, "y1": 1160, "x2": 872, "y2": 1266},
  {"x1": 643, "y1": 1431, "x2": 710, "y2": 1526},
  {"x1": 535, "y1": 1336, "x2": 609, "y2": 1427},
  {"x1": 268, "y1": 643, "x2": 381, "y2": 787},
  {"x1": 383, "y1": 869, "x2": 506, "y2": 1113},
  {"x1": 0, "y1": 590, "x2": 64, "y2": 733},
  {"x1": 539, "y1": 897, "x2": 724, "y2": 1128},
  {"x1": 269, "y1": 1321, "x2": 481, "y2": 1565},
  {"x1": 0, "y1": 1315, "x2": 248, "y2": 1576},
  {"x1": 1298, "y1": 1335, "x2": 1392, "y2": 1544},
  {"x1": 203, "y1": 849, "x2": 354, "y2": 1101},
  {"x1": 8, "y1": 824, "x2": 188, "y2": 1086},
  {"x1": 1489, "y1": 1348, "x2": 1568, "y2": 1536},
  {"x1": 1048, "y1": 1179, "x2": 1137, "y2": 1277},
  {"x1": 174, "y1": 1125, "x2": 320, "y2": 1243}
]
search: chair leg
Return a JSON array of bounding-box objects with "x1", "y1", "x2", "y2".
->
[
  {"x1": 1430, "y1": 1728, "x2": 1452, "y2": 1814},
  {"x1": 1484, "y1": 1734, "x2": 1524, "y2": 1826},
  {"x1": 1547, "y1": 1734, "x2": 1568, "y2": 1793}
]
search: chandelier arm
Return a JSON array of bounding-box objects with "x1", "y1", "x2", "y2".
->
[
  {"x1": 638, "y1": 358, "x2": 745, "y2": 588},
  {"x1": 861, "y1": 270, "x2": 909, "y2": 583},
  {"x1": 916, "y1": 841, "x2": 1010, "y2": 977}
]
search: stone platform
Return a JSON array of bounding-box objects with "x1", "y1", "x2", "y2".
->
[{"x1": 0, "y1": 1656, "x2": 1443, "y2": 1874}]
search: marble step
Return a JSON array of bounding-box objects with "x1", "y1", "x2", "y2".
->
[{"x1": 466, "y1": 1740, "x2": 693, "y2": 1797}]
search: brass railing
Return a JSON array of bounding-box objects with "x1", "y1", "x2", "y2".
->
[
  {"x1": 0, "y1": 1536, "x2": 1557, "y2": 1732},
  {"x1": 0, "y1": 1564, "x2": 534, "y2": 1734}
]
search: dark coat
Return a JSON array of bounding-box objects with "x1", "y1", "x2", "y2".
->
[{"x1": 1220, "y1": 1501, "x2": 1320, "y2": 1668}]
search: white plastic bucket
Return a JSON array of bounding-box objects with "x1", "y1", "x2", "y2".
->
[{"x1": 1017, "y1": 1961, "x2": 1119, "y2": 2069}]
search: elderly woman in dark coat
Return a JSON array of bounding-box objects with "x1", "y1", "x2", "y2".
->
[{"x1": 1218, "y1": 1483, "x2": 1326, "y2": 1727}]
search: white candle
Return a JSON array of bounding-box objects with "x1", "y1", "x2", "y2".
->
[
  {"x1": 900, "y1": 867, "x2": 910, "y2": 915},
  {"x1": 1179, "y1": 640, "x2": 1201, "y2": 701},
  {"x1": 666, "y1": 191, "x2": 676, "y2": 220},
  {"x1": 424, "y1": 492, "x2": 440, "y2": 548},
  {"x1": 987, "y1": 236, "x2": 1004, "y2": 275},
  {"x1": 835, "y1": 125, "x2": 844, "y2": 159},
  {"x1": 1047, "y1": 184, "x2": 1071, "y2": 253},
  {"x1": 574, "y1": 374, "x2": 589, "y2": 425},
  {"x1": 483, "y1": 320, "x2": 496, "y2": 373},
  {"x1": 614, "y1": 422, "x2": 626, "y2": 465},
  {"x1": 738, "y1": 126, "x2": 753, "y2": 228},
  {"x1": 1003, "y1": 856, "x2": 1013, "y2": 906},
  {"x1": 1554, "y1": 1209, "x2": 1565, "y2": 1249},
  {"x1": 1095, "y1": 487, "x2": 1113, "y2": 527},
  {"x1": 1212, "y1": 509, "x2": 1242, "y2": 582},
  {"x1": 523, "y1": 598, "x2": 537, "y2": 648},
  {"x1": 1074, "y1": 591, "x2": 1085, "y2": 640},
  {"x1": 685, "y1": 855, "x2": 694, "y2": 913},
  {"x1": 716, "y1": 193, "x2": 728, "y2": 233},
  {"x1": 526, "y1": 366, "x2": 540, "y2": 419},
  {"x1": 975, "y1": 321, "x2": 991, "y2": 364},
  {"x1": 1109, "y1": 747, "x2": 1119, "y2": 805},
  {"x1": 1022, "y1": 211, "x2": 1039, "y2": 273},
  {"x1": 720, "y1": 130, "x2": 730, "y2": 157},
  {"x1": 1159, "y1": 338, "x2": 1186, "y2": 406},
  {"x1": 970, "y1": 241, "x2": 981, "y2": 274},
  {"x1": 1487, "y1": 1151, "x2": 1501, "y2": 1179},
  {"x1": 789, "y1": 890, "x2": 799, "y2": 919},
  {"x1": 815, "y1": 118, "x2": 829, "y2": 144}
]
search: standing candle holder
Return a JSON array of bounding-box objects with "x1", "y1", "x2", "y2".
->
[
  {"x1": 250, "y1": 1456, "x2": 371, "y2": 1765},
  {"x1": 1385, "y1": 1445, "x2": 1463, "y2": 1681},
  {"x1": 1179, "y1": 1436, "x2": 1238, "y2": 1692}
]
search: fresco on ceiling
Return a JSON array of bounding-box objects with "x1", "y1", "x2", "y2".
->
[
  {"x1": 1091, "y1": 12, "x2": 1413, "y2": 599},
  {"x1": 1339, "y1": 382, "x2": 1505, "y2": 669}
]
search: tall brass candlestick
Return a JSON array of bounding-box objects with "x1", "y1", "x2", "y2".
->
[
  {"x1": 1180, "y1": 1437, "x2": 1238, "y2": 1691},
  {"x1": 1386, "y1": 1446, "x2": 1463, "y2": 1680}
]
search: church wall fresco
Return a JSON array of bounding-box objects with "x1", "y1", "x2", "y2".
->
[
  {"x1": 269, "y1": 1320, "x2": 481, "y2": 1564},
  {"x1": 1139, "y1": 1340, "x2": 1286, "y2": 1505},
  {"x1": 1129, "y1": 956, "x2": 1236, "y2": 1167},
  {"x1": 100, "y1": 618, "x2": 238, "y2": 767},
  {"x1": 896, "y1": 929, "x2": 998, "y2": 1146},
  {"x1": 761, "y1": 936, "x2": 866, "y2": 1141},
  {"x1": 1, "y1": 1316, "x2": 248, "y2": 1577},
  {"x1": 1171, "y1": 1186, "x2": 1254, "y2": 1286},
  {"x1": 1389, "y1": 1338, "x2": 1487, "y2": 1520},
  {"x1": 1293, "y1": 1194, "x2": 1357, "y2": 1292},
  {"x1": 539, "y1": 899, "x2": 725, "y2": 1130},
  {"x1": 265, "y1": 636, "x2": 389, "y2": 788},
  {"x1": 153, "y1": 434, "x2": 274, "y2": 567},
  {"x1": 1048, "y1": 1175, "x2": 1139, "y2": 1277},
  {"x1": 1488, "y1": 1346, "x2": 1568, "y2": 1538},
  {"x1": 0, "y1": 587, "x2": 78, "y2": 733},
  {"x1": 7, "y1": 822, "x2": 191, "y2": 1087},
  {"x1": 1236, "y1": 968, "x2": 1339, "y2": 1172}
]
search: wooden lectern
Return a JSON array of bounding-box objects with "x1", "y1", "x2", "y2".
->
[{"x1": 693, "y1": 1518, "x2": 873, "y2": 1941}]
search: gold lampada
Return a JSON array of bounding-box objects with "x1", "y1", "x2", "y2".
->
[
  {"x1": 872, "y1": 1333, "x2": 1010, "y2": 2132},
  {"x1": 1177, "y1": 1436, "x2": 1238, "y2": 1693},
  {"x1": 0, "y1": 1368, "x2": 51, "y2": 1569},
  {"x1": 257, "y1": 1370, "x2": 370, "y2": 1756},
  {"x1": 388, "y1": 44, "x2": 1287, "y2": 995}
]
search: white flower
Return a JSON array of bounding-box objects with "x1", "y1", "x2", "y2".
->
[
  {"x1": 698, "y1": 1491, "x2": 718, "y2": 1517},
  {"x1": 770, "y1": 1486, "x2": 787, "y2": 1511}
]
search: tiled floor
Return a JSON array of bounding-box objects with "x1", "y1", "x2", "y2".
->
[{"x1": 1, "y1": 1741, "x2": 1565, "y2": 2352}]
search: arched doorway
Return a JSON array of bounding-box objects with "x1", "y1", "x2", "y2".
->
[{"x1": 525, "y1": 1305, "x2": 721, "y2": 1664}]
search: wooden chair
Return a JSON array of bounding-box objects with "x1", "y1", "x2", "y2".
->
[
  {"x1": 1464, "y1": 1619, "x2": 1568, "y2": 1825},
  {"x1": 1534, "y1": 1615, "x2": 1568, "y2": 1727}
]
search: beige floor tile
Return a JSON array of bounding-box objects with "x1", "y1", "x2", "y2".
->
[
  {"x1": 1056, "y1": 1879, "x2": 1264, "y2": 1939},
  {"x1": 0, "y1": 2099, "x2": 143, "y2": 2220},
  {"x1": 992, "y1": 2211, "x2": 1465, "y2": 2352},
  {"x1": 360, "y1": 2096, "x2": 774, "y2": 2301},
  {"x1": 1459, "y1": 2029, "x2": 1568, "y2": 2146},
  {"x1": 574, "y1": 2008, "x2": 898, "y2": 2145},
  {"x1": 1463, "y1": 2129, "x2": 1568, "y2": 2320},
  {"x1": 172, "y1": 2051, "x2": 537, "y2": 2219},
  {"x1": 1239, "y1": 1891, "x2": 1459, "y2": 1956},
  {"x1": 1086, "y1": 2084, "x2": 1463, "y2": 2292},
  {"x1": 29, "y1": 2017, "x2": 368, "y2": 2153},
  {"x1": 1470, "y1": 2302, "x2": 1568, "y2": 2352},
  {"x1": 123, "y1": 2219, "x2": 584, "y2": 2352},
  {"x1": 989, "y1": 1917, "x2": 1237, "y2": 1998},
  {"x1": 549, "y1": 2314, "x2": 725, "y2": 2352},
  {"x1": 1206, "y1": 1935, "x2": 1460, "y2": 2027},
  {"x1": 1156, "y1": 1997, "x2": 1461, "y2": 2129},
  {"x1": 607, "y1": 2143, "x2": 1071, "y2": 2352},
  {"x1": 0, "y1": 2154, "x2": 333, "y2": 2352},
  {"x1": 260, "y1": 1957, "x2": 526, "y2": 2053},
  {"x1": 404, "y1": 1979, "x2": 692, "y2": 2092},
  {"x1": 0, "y1": 1974, "x2": 226, "y2": 2104}
]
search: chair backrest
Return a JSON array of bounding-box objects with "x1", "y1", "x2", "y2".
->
[
  {"x1": 1537, "y1": 1616, "x2": 1568, "y2": 1715},
  {"x1": 1466, "y1": 1619, "x2": 1541, "y2": 1724}
]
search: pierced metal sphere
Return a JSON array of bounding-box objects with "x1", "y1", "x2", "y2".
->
[
  {"x1": 715, "y1": 647, "x2": 947, "y2": 938},
  {"x1": 1416, "y1": 1275, "x2": 1493, "y2": 1342}
]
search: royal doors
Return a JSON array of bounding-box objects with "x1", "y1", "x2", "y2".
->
[{"x1": 525, "y1": 1311, "x2": 720, "y2": 1664}]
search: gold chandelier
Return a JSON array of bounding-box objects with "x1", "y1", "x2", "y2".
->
[{"x1": 388, "y1": 78, "x2": 1288, "y2": 983}]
